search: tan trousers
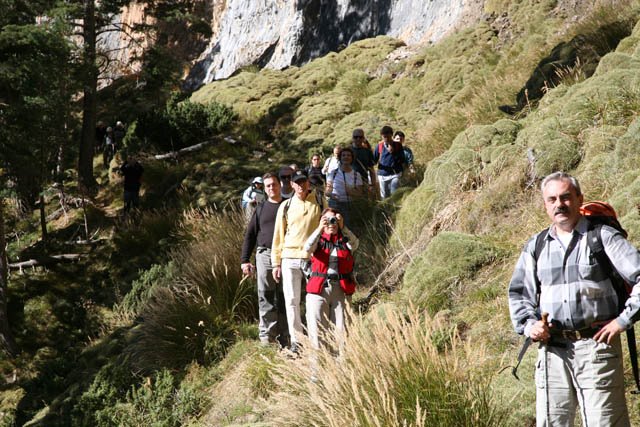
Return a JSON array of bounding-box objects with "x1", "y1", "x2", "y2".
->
[
  {"x1": 535, "y1": 335, "x2": 630, "y2": 427},
  {"x1": 305, "y1": 281, "x2": 348, "y2": 351}
]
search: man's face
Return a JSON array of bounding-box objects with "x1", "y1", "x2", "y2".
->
[
  {"x1": 292, "y1": 179, "x2": 309, "y2": 198},
  {"x1": 543, "y1": 178, "x2": 583, "y2": 229},
  {"x1": 311, "y1": 156, "x2": 321, "y2": 167},
  {"x1": 263, "y1": 177, "x2": 280, "y2": 200},
  {"x1": 352, "y1": 132, "x2": 365, "y2": 147},
  {"x1": 333, "y1": 148, "x2": 341, "y2": 157}
]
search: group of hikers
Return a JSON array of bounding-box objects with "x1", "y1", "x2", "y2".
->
[
  {"x1": 242, "y1": 130, "x2": 640, "y2": 425},
  {"x1": 240, "y1": 125, "x2": 413, "y2": 356},
  {"x1": 95, "y1": 120, "x2": 144, "y2": 214},
  {"x1": 96, "y1": 120, "x2": 127, "y2": 169},
  {"x1": 241, "y1": 125, "x2": 415, "y2": 228}
]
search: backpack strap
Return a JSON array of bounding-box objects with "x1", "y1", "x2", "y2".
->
[
  {"x1": 532, "y1": 229, "x2": 549, "y2": 300},
  {"x1": 282, "y1": 198, "x2": 292, "y2": 231},
  {"x1": 586, "y1": 223, "x2": 640, "y2": 394}
]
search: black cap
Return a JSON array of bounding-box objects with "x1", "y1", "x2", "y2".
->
[{"x1": 292, "y1": 170, "x2": 308, "y2": 183}]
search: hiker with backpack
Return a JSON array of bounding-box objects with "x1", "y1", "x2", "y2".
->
[
  {"x1": 271, "y1": 169, "x2": 327, "y2": 354},
  {"x1": 393, "y1": 131, "x2": 415, "y2": 175},
  {"x1": 322, "y1": 145, "x2": 342, "y2": 176},
  {"x1": 241, "y1": 176, "x2": 266, "y2": 221},
  {"x1": 304, "y1": 207, "x2": 359, "y2": 353},
  {"x1": 325, "y1": 147, "x2": 366, "y2": 229},
  {"x1": 305, "y1": 153, "x2": 326, "y2": 184},
  {"x1": 508, "y1": 172, "x2": 640, "y2": 427},
  {"x1": 351, "y1": 128, "x2": 377, "y2": 198},
  {"x1": 241, "y1": 172, "x2": 289, "y2": 347},
  {"x1": 374, "y1": 125, "x2": 405, "y2": 199}
]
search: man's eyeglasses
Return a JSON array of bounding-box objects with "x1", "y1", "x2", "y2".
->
[
  {"x1": 353, "y1": 135, "x2": 364, "y2": 139},
  {"x1": 280, "y1": 175, "x2": 292, "y2": 180}
]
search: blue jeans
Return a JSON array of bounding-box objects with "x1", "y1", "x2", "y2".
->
[{"x1": 378, "y1": 173, "x2": 401, "y2": 199}]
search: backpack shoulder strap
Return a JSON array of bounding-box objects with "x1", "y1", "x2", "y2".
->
[
  {"x1": 282, "y1": 198, "x2": 292, "y2": 229},
  {"x1": 585, "y1": 223, "x2": 617, "y2": 286},
  {"x1": 532, "y1": 228, "x2": 549, "y2": 304}
]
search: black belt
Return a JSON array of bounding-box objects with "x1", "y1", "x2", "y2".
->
[{"x1": 551, "y1": 326, "x2": 601, "y2": 341}]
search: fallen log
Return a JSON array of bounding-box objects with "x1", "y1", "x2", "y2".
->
[
  {"x1": 8, "y1": 254, "x2": 82, "y2": 272},
  {"x1": 154, "y1": 140, "x2": 216, "y2": 160}
]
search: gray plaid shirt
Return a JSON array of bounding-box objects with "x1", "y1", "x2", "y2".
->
[{"x1": 508, "y1": 216, "x2": 640, "y2": 337}]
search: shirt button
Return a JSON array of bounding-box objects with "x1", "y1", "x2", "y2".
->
[{"x1": 564, "y1": 300, "x2": 567, "y2": 303}]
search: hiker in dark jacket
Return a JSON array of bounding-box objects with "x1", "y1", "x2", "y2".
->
[
  {"x1": 374, "y1": 125, "x2": 404, "y2": 199},
  {"x1": 508, "y1": 171, "x2": 640, "y2": 427},
  {"x1": 119, "y1": 155, "x2": 143, "y2": 213},
  {"x1": 351, "y1": 128, "x2": 377, "y2": 196},
  {"x1": 305, "y1": 153, "x2": 325, "y2": 184},
  {"x1": 241, "y1": 172, "x2": 288, "y2": 347}
]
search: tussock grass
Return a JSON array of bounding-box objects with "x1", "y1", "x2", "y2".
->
[
  {"x1": 123, "y1": 207, "x2": 255, "y2": 372},
  {"x1": 269, "y1": 306, "x2": 507, "y2": 427},
  {"x1": 400, "y1": 232, "x2": 503, "y2": 315}
]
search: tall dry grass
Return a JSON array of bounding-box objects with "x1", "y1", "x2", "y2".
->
[{"x1": 268, "y1": 305, "x2": 506, "y2": 427}]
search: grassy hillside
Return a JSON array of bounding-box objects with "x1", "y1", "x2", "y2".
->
[
  {"x1": 188, "y1": 0, "x2": 640, "y2": 425},
  {"x1": 3, "y1": 0, "x2": 640, "y2": 426}
]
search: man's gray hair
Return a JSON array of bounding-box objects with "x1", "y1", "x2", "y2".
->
[{"x1": 540, "y1": 172, "x2": 582, "y2": 196}]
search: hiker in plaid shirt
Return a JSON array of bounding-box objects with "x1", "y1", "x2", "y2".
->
[{"x1": 508, "y1": 172, "x2": 640, "y2": 427}]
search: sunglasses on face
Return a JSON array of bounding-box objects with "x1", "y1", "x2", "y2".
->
[
  {"x1": 353, "y1": 135, "x2": 364, "y2": 139},
  {"x1": 280, "y1": 175, "x2": 291, "y2": 180}
]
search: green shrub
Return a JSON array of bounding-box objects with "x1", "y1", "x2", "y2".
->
[
  {"x1": 129, "y1": 94, "x2": 235, "y2": 152},
  {"x1": 400, "y1": 232, "x2": 501, "y2": 314},
  {"x1": 117, "y1": 262, "x2": 177, "y2": 319}
]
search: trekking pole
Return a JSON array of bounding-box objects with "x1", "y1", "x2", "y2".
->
[{"x1": 542, "y1": 312, "x2": 550, "y2": 427}]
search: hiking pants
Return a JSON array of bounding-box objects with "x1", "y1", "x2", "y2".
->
[
  {"x1": 256, "y1": 248, "x2": 288, "y2": 346},
  {"x1": 378, "y1": 172, "x2": 401, "y2": 199},
  {"x1": 535, "y1": 336, "x2": 629, "y2": 427},
  {"x1": 281, "y1": 258, "x2": 306, "y2": 346},
  {"x1": 305, "y1": 281, "x2": 349, "y2": 352}
]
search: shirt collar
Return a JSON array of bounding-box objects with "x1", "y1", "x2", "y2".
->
[{"x1": 548, "y1": 215, "x2": 587, "y2": 239}]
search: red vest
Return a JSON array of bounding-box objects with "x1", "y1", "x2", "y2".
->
[{"x1": 306, "y1": 231, "x2": 356, "y2": 295}]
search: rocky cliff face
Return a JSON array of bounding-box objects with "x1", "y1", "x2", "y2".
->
[{"x1": 186, "y1": 0, "x2": 484, "y2": 88}]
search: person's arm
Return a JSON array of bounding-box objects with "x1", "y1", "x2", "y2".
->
[
  {"x1": 304, "y1": 226, "x2": 324, "y2": 254},
  {"x1": 601, "y1": 227, "x2": 640, "y2": 330},
  {"x1": 240, "y1": 209, "x2": 259, "y2": 274},
  {"x1": 322, "y1": 158, "x2": 331, "y2": 174},
  {"x1": 342, "y1": 226, "x2": 359, "y2": 252},
  {"x1": 508, "y1": 238, "x2": 544, "y2": 338},
  {"x1": 271, "y1": 204, "x2": 286, "y2": 268}
]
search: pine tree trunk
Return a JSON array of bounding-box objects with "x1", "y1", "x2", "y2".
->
[
  {"x1": 0, "y1": 200, "x2": 19, "y2": 357},
  {"x1": 39, "y1": 195, "x2": 48, "y2": 241},
  {"x1": 78, "y1": 0, "x2": 98, "y2": 192}
]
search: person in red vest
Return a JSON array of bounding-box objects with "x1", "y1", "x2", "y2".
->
[{"x1": 303, "y1": 207, "x2": 359, "y2": 352}]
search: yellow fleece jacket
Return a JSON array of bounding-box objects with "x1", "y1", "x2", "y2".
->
[{"x1": 271, "y1": 190, "x2": 326, "y2": 266}]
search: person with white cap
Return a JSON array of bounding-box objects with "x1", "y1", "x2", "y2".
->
[{"x1": 242, "y1": 176, "x2": 265, "y2": 221}]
